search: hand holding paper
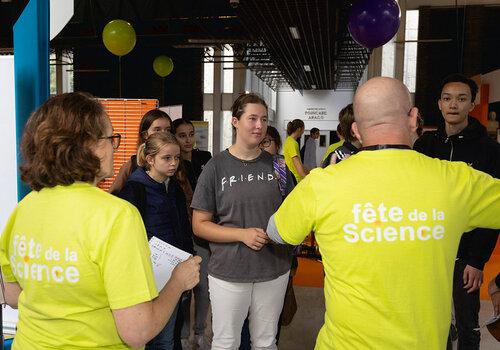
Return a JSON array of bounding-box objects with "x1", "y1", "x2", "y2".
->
[
  {"x1": 149, "y1": 236, "x2": 200, "y2": 291},
  {"x1": 171, "y1": 256, "x2": 202, "y2": 291}
]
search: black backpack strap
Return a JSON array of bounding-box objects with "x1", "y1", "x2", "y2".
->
[
  {"x1": 128, "y1": 181, "x2": 147, "y2": 216},
  {"x1": 273, "y1": 156, "x2": 288, "y2": 199}
]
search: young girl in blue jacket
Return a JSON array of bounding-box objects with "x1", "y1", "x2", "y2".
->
[{"x1": 118, "y1": 131, "x2": 194, "y2": 350}]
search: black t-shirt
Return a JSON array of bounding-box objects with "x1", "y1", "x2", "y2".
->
[{"x1": 185, "y1": 149, "x2": 212, "y2": 191}]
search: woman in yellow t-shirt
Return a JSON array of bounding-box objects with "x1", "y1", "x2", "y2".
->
[
  {"x1": 283, "y1": 119, "x2": 308, "y2": 182},
  {"x1": 0, "y1": 92, "x2": 201, "y2": 350}
]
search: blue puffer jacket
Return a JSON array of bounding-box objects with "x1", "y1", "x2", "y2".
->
[{"x1": 118, "y1": 167, "x2": 194, "y2": 254}]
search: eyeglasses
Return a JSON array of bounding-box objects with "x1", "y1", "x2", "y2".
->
[
  {"x1": 260, "y1": 139, "x2": 273, "y2": 147},
  {"x1": 99, "y1": 133, "x2": 121, "y2": 149}
]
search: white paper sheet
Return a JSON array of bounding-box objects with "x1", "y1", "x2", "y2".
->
[
  {"x1": 149, "y1": 237, "x2": 191, "y2": 291},
  {"x1": 2, "y1": 305, "x2": 18, "y2": 335}
]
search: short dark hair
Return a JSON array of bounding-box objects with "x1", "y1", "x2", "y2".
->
[
  {"x1": 138, "y1": 109, "x2": 172, "y2": 146},
  {"x1": 266, "y1": 126, "x2": 282, "y2": 150},
  {"x1": 440, "y1": 74, "x2": 478, "y2": 102},
  {"x1": 231, "y1": 93, "x2": 268, "y2": 120},
  {"x1": 336, "y1": 123, "x2": 343, "y2": 137},
  {"x1": 172, "y1": 118, "x2": 194, "y2": 135},
  {"x1": 310, "y1": 127, "x2": 319, "y2": 135},
  {"x1": 339, "y1": 104, "x2": 356, "y2": 143},
  {"x1": 20, "y1": 92, "x2": 107, "y2": 191}
]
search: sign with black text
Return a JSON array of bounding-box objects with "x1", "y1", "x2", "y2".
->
[{"x1": 304, "y1": 107, "x2": 327, "y2": 120}]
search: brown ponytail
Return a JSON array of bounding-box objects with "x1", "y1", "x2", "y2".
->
[{"x1": 287, "y1": 119, "x2": 304, "y2": 135}]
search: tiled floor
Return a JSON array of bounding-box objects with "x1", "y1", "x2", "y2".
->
[{"x1": 279, "y1": 286, "x2": 499, "y2": 349}]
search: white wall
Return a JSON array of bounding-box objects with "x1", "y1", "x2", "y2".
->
[
  {"x1": 276, "y1": 89, "x2": 354, "y2": 131},
  {"x1": 276, "y1": 89, "x2": 354, "y2": 165},
  {"x1": 245, "y1": 69, "x2": 277, "y2": 112},
  {"x1": 0, "y1": 56, "x2": 18, "y2": 230}
]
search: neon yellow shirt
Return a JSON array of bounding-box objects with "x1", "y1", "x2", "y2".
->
[
  {"x1": 0, "y1": 183, "x2": 158, "y2": 350},
  {"x1": 283, "y1": 136, "x2": 302, "y2": 182},
  {"x1": 274, "y1": 150, "x2": 500, "y2": 349},
  {"x1": 322, "y1": 140, "x2": 344, "y2": 163}
]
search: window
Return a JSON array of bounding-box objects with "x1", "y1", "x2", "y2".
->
[
  {"x1": 222, "y1": 46, "x2": 233, "y2": 93},
  {"x1": 50, "y1": 53, "x2": 57, "y2": 95},
  {"x1": 203, "y1": 110, "x2": 213, "y2": 153},
  {"x1": 49, "y1": 51, "x2": 74, "y2": 94},
  {"x1": 404, "y1": 10, "x2": 419, "y2": 93},
  {"x1": 203, "y1": 47, "x2": 214, "y2": 93},
  {"x1": 65, "y1": 51, "x2": 74, "y2": 93},
  {"x1": 222, "y1": 110, "x2": 233, "y2": 149},
  {"x1": 382, "y1": 37, "x2": 396, "y2": 78}
]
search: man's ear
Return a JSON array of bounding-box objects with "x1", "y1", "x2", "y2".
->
[
  {"x1": 352, "y1": 122, "x2": 361, "y2": 144},
  {"x1": 408, "y1": 107, "x2": 419, "y2": 134}
]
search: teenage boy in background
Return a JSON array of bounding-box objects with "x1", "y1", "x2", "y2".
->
[{"x1": 414, "y1": 74, "x2": 500, "y2": 350}]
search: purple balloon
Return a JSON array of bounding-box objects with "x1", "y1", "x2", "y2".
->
[{"x1": 348, "y1": 0, "x2": 401, "y2": 49}]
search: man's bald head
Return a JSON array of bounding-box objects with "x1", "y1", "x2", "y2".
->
[{"x1": 352, "y1": 77, "x2": 417, "y2": 146}]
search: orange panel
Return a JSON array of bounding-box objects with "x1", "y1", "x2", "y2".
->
[
  {"x1": 481, "y1": 236, "x2": 500, "y2": 300},
  {"x1": 293, "y1": 257, "x2": 324, "y2": 288},
  {"x1": 97, "y1": 98, "x2": 158, "y2": 191}
]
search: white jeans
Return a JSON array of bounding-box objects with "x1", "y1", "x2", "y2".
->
[{"x1": 208, "y1": 272, "x2": 290, "y2": 350}]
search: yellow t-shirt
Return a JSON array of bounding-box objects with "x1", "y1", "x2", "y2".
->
[
  {"x1": 322, "y1": 140, "x2": 344, "y2": 163},
  {"x1": 0, "y1": 182, "x2": 158, "y2": 350},
  {"x1": 274, "y1": 150, "x2": 500, "y2": 350},
  {"x1": 283, "y1": 136, "x2": 302, "y2": 182}
]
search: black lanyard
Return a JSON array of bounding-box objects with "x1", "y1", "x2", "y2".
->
[{"x1": 362, "y1": 144, "x2": 411, "y2": 151}]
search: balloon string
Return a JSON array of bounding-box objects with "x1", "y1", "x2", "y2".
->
[
  {"x1": 118, "y1": 56, "x2": 122, "y2": 98},
  {"x1": 162, "y1": 77, "x2": 166, "y2": 106}
]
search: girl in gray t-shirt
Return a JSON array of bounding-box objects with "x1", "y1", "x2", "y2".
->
[{"x1": 191, "y1": 93, "x2": 292, "y2": 349}]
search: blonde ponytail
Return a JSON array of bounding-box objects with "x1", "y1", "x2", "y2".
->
[{"x1": 136, "y1": 143, "x2": 148, "y2": 168}]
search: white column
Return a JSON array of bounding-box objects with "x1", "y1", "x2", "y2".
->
[
  {"x1": 367, "y1": 47, "x2": 382, "y2": 78},
  {"x1": 212, "y1": 48, "x2": 222, "y2": 153},
  {"x1": 394, "y1": 0, "x2": 407, "y2": 82}
]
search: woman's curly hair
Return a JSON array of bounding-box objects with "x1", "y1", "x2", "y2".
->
[{"x1": 20, "y1": 92, "x2": 108, "y2": 191}]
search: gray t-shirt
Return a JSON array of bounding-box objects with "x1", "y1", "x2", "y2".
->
[
  {"x1": 304, "y1": 137, "x2": 317, "y2": 169},
  {"x1": 191, "y1": 149, "x2": 292, "y2": 283}
]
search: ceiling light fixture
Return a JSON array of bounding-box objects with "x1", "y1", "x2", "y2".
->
[
  {"x1": 303, "y1": 65, "x2": 311, "y2": 72},
  {"x1": 289, "y1": 27, "x2": 300, "y2": 40}
]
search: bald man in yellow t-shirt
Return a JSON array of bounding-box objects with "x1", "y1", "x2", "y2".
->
[{"x1": 267, "y1": 77, "x2": 500, "y2": 350}]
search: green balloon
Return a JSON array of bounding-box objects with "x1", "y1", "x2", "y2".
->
[
  {"x1": 102, "y1": 19, "x2": 136, "y2": 56},
  {"x1": 153, "y1": 56, "x2": 174, "y2": 77}
]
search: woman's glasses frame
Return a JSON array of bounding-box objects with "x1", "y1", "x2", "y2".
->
[
  {"x1": 260, "y1": 138, "x2": 273, "y2": 148},
  {"x1": 99, "y1": 133, "x2": 121, "y2": 149}
]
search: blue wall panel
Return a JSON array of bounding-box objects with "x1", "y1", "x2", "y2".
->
[{"x1": 13, "y1": 0, "x2": 50, "y2": 200}]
